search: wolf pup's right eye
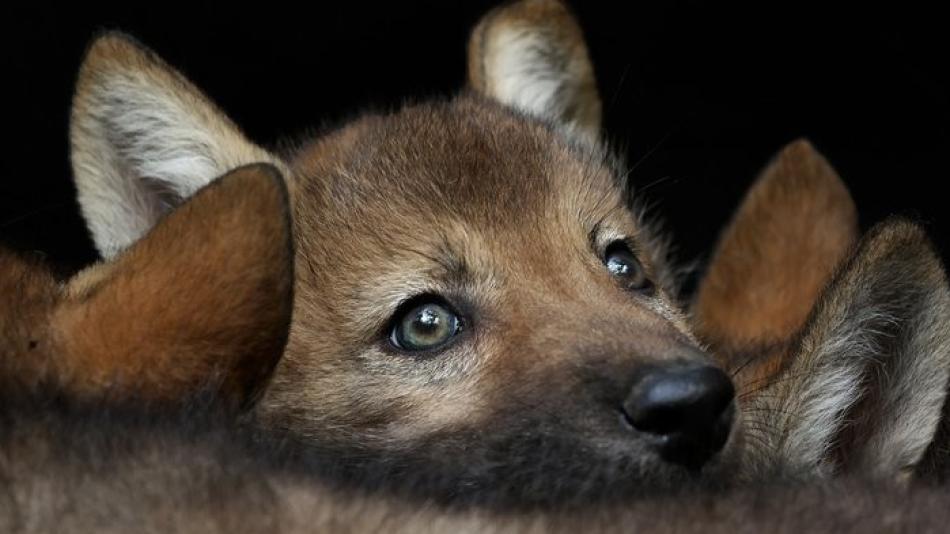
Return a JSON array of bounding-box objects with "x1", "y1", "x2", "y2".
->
[
  {"x1": 390, "y1": 298, "x2": 463, "y2": 352},
  {"x1": 605, "y1": 241, "x2": 654, "y2": 295}
]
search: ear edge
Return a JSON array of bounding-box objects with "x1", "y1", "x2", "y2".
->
[
  {"x1": 71, "y1": 29, "x2": 254, "y2": 162},
  {"x1": 467, "y1": 0, "x2": 602, "y2": 143},
  {"x1": 54, "y1": 163, "x2": 295, "y2": 408},
  {"x1": 203, "y1": 163, "x2": 295, "y2": 409},
  {"x1": 77, "y1": 30, "x2": 160, "y2": 78},
  {"x1": 693, "y1": 138, "x2": 858, "y2": 356},
  {"x1": 70, "y1": 31, "x2": 289, "y2": 259},
  {"x1": 822, "y1": 218, "x2": 949, "y2": 476},
  {"x1": 755, "y1": 217, "x2": 950, "y2": 479}
]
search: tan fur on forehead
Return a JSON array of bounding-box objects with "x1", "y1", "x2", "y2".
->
[
  {"x1": 287, "y1": 94, "x2": 667, "y2": 296},
  {"x1": 285, "y1": 95, "x2": 674, "y2": 288},
  {"x1": 290, "y1": 96, "x2": 614, "y2": 224}
]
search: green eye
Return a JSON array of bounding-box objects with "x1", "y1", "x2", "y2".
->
[
  {"x1": 605, "y1": 242, "x2": 654, "y2": 293},
  {"x1": 390, "y1": 300, "x2": 462, "y2": 352}
]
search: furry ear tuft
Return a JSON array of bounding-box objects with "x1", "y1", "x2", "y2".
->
[
  {"x1": 70, "y1": 32, "x2": 285, "y2": 259},
  {"x1": 53, "y1": 164, "x2": 295, "y2": 408},
  {"x1": 747, "y1": 218, "x2": 950, "y2": 480},
  {"x1": 467, "y1": 0, "x2": 602, "y2": 144}
]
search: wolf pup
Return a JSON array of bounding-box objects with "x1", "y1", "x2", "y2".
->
[
  {"x1": 4, "y1": 153, "x2": 950, "y2": 533},
  {"x1": 63, "y1": 0, "x2": 950, "y2": 503}
]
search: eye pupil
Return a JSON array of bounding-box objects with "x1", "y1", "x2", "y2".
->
[
  {"x1": 391, "y1": 300, "x2": 462, "y2": 352},
  {"x1": 415, "y1": 308, "x2": 441, "y2": 331},
  {"x1": 604, "y1": 242, "x2": 654, "y2": 294},
  {"x1": 607, "y1": 257, "x2": 631, "y2": 277}
]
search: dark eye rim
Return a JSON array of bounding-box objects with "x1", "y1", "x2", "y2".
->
[
  {"x1": 604, "y1": 240, "x2": 655, "y2": 295},
  {"x1": 385, "y1": 293, "x2": 466, "y2": 354}
]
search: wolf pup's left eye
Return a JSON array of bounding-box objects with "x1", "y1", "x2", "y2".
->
[
  {"x1": 390, "y1": 298, "x2": 462, "y2": 352},
  {"x1": 605, "y1": 241, "x2": 654, "y2": 294}
]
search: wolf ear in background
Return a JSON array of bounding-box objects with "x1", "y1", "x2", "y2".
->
[
  {"x1": 744, "y1": 219, "x2": 950, "y2": 480},
  {"x1": 691, "y1": 139, "x2": 858, "y2": 386},
  {"x1": 467, "y1": 0, "x2": 602, "y2": 144},
  {"x1": 51, "y1": 164, "x2": 294, "y2": 408},
  {"x1": 70, "y1": 33, "x2": 286, "y2": 259}
]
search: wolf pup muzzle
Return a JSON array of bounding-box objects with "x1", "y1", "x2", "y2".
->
[{"x1": 623, "y1": 362, "x2": 735, "y2": 470}]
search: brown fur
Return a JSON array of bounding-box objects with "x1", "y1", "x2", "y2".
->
[
  {"x1": 692, "y1": 139, "x2": 858, "y2": 389},
  {"x1": 692, "y1": 136, "x2": 950, "y2": 484},
  {"x1": 267, "y1": 96, "x2": 695, "y2": 443},
  {"x1": 729, "y1": 217, "x2": 950, "y2": 479},
  {"x1": 54, "y1": 0, "x2": 950, "y2": 504},
  {"x1": 0, "y1": 164, "x2": 294, "y2": 407},
  {"x1": 0, "y1": 251, "x2": 60, "y2": 389},
  {"x1": 2, "y1": 215, "x2": 948, "y2": 529},
  {"x1": 3, "y1": 141, "x2": 950, "y2": 528},
  {"x1": 691, "y1": 139, "x2": 950, "y2": 481},
  {"x1": 3, "y1": 399, "x2": 950, "y2": 533},
  {"x1": 67, "y1": 10, "x2": 724, "y2": 501}
]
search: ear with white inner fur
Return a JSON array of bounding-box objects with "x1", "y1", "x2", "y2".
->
[
  {"x1": 467, "y1": 0, "x2": 602, "y2": 144},
  {"x1": 70, "y1": 32, "x2": 285, "y2": 259},
  {"x1": 745, "y1": 219, "x2": 950, "y2": 480}
]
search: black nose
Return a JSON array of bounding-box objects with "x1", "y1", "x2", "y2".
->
[{"x1": 622, "y1": 364, "x2": 735, "y2": 470}]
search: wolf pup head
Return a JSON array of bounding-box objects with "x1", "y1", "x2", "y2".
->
[
  {"x1": 63, "y1": 0, "x2": 950, "y2": 503},
  {"x1": 66, "y1": 0, "x2": 742, "y2": 503}
]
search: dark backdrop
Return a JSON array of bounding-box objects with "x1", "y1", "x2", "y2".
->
[{"x1": 2, "y1": 2, "x2": 948, "y2": 290}]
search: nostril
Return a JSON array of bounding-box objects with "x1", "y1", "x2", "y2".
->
[
  {"x1": 624, "y1": 365, "x2": 734, "y2": 434},
  {"x1": 622, "y1": 364, "x2": 736, "y2": 469}
]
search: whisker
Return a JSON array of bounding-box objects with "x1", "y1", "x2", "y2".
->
[
  {"x1": 1, "y1": 201, "x2": 71, "y2": 229},
  {"x1": 607, "y1": 62, "x2": 632, "y2": 111},
  {"x1": 740, "y1": 407, "x2": 803, "y2": 418},
  {"x1": 626, "y1": 128, "x2": 677, "y2": 191},
  {"x1": 737, "y1": 370, "x2": 819, "y2": 399},
  {"x1": 637, "y1": 175, "x2": 677, "y2": 196},
  {"x1": 729, "y1": 350, "x2": 767, "y2": 379}
]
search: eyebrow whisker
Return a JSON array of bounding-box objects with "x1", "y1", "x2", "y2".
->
[{"x1": 402, "y1": 246, "x2": 456, "y2": 273}]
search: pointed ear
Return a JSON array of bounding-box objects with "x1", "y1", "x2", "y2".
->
[
  {"x1": 692, "y1": 139, "x2": 858, "y2": 376},
  {"x1": 467, "y1": 0, "x2": 602, "y2": 144},
  {"x1": 53, "y1": 164, "x2": 294, "y2": 408},
  {"x1": 70, "y1": 32, "x2": 286, "y2": 259},
  {"x1": 749, "y1": 219, "x2": 950, "y2": 479}
]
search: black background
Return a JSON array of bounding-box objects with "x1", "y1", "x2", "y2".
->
[{"x1": 2, "y1": 2, "x2": 948, "y2": 290}]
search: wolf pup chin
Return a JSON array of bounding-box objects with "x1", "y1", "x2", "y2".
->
[{"x1": 52, "y1": 0, "x2": 950, "y2": 504}]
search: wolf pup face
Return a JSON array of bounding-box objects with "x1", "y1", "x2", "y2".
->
[
  {"x1": 67, "y1": 0, "x2": 736, "y2": 502},
  {"x1": 63, "y1": 0, "x2": 950, "y2": 503}
]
